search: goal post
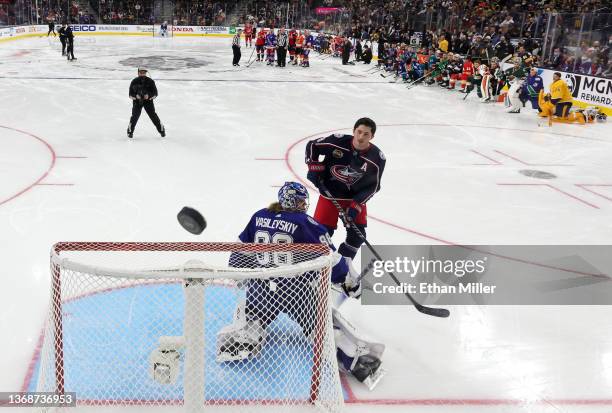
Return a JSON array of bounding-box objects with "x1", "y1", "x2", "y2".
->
[{"x1": 36, "y1": 242, "x2": 343, "y2": 412}]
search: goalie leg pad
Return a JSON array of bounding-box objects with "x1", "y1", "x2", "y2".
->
[
  {"x1": 506, "y1": 83, "x2": 522, "y2": 113},
  {"x1": 216, "y1": 300, "x2": 267, "y2": 362},
  {"x1": 332, "y1": 308, "x2": 385, "y2": 389},
  {"x1": 149, "y1": 348, "x2": 180, "y2": 384}
]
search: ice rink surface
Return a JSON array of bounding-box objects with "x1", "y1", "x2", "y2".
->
[{"x1": 1, "y1": 35, "x2": 612, "y2": 412}]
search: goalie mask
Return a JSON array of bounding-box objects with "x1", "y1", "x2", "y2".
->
[{"x1": 278, "y1": 182, "x2": 309, "y2": 212}]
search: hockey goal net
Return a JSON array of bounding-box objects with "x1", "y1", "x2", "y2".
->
[
  {"x1": 36, "y1": 242, "x2": 343, "y2": 412},
  {"x1": 153, "y1": 23, "x2": 173, "y2": 37}
]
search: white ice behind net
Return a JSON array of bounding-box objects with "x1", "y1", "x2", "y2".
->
[{"x1": 36, "y1": 242, "x2": 343, "y2": 413}]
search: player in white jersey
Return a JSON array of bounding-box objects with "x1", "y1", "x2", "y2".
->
[{"x1": 160, "y1": 21, "x2": 169, "y2": 37}]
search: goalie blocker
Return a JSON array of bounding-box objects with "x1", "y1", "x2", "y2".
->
[{"x1": 215, "y1": 182, "x2": 385, "y2": 388}]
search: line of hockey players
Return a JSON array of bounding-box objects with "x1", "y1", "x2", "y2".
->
[
  {"x1": 243, "y1": 25, "x2": 373, "y2": 67},
  {"x1": 374, "y1": 43, "x2": 607, "y2": 123},
  {"x1": 249, "y1": 27, "x2": 314, "y2": 67}
]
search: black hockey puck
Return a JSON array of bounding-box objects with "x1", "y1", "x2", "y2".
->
[{"x1": 177, "y1": 206, "x2": 206, "y2": 235}]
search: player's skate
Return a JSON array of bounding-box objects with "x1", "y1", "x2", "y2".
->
[
  {"x1": 127, "y1": 124, "x2": 133, "y2": 138},
  {"x1": 159, "y1": 124, "x2": 166, "y2": 137},
  {"x1": 333, "y1": 308, "x2": 386, "y2": 390},
  {"x1": 216, "y1": 300, "x2": 266, "y2": 362}
]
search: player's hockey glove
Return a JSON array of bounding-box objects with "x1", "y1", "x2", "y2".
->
[
  {"x1": 306, "y1": 162, "x2": 325, "y2": 189},
  {"x1": 346, "y1": 201, "x2": 363, "y2": 223},
  {"x1": 341, "y1": 257, "x2": 362, "y2": 299}
]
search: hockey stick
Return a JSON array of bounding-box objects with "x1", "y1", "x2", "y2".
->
[
  {"x1": 379, "y1": 71, "x2": 398, "y2": 79},
  {"x1": 245, "y1": 46, "x2": 256, "y2": 67},
  {"x1": 318, "y1": 182, "x2": 450, "y2": 318},
  {"x1": 462, "y1": 87, "x2": 472, "y2": 100},
  {"x1": 406, "y1": 73, "x2": 429, "y2": 90}
]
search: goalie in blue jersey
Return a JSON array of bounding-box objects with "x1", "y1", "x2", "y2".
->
[{"x1": 216, "y1": 182, "x2": 385, "y2": 388}]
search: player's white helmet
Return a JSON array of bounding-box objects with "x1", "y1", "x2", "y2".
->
[{"x1": 278, "y1": 181, "x2": 309, "y2": 212}]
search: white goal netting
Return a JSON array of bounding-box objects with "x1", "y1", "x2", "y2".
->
[{"x1": 36, "y1": 242, "x2": 343, "y2": 412}]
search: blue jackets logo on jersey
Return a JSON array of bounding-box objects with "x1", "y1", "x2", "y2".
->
[{"x1": 330, "y1": 165, "x2": 364, "y2": 186}]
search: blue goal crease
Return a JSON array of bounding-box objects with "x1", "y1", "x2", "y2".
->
[{"x1": 27, "y1": 283, "x2": 340, "y2": 401}]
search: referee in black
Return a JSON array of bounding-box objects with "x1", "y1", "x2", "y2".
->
[
  {"x1": 65, "y1": 25, "x2": 76, "y2": 61},
  {"x1": 276, "y1": 27, "x2": 288, "y2": 67},
  {"x1": 127, "y1": 68, "x2": 165, "y2": 138},
  {"x1": 232, "y1": 29, "x2": 242, "y2": 66},
  {"x1": 58, "y1": 23, "x2": 67, "y2": 56}
]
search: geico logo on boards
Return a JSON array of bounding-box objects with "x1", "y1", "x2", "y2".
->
[
  {"x1": 70, "y1": 25, "x2": 97, "y2": 32},
  {"x1": 172, "y1": 27, "x2": 194, "y2": 32}
]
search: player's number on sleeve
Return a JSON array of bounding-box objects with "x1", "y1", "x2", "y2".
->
[{"x1": 254, "y1": 231, "x2": 293, "y2": 265}]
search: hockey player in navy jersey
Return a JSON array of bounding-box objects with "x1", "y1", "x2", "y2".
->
[
  {"x1": 216, "y1": 182, "x2": 385, "y2": 388},
  {"x1": 305, "y1": 30, "x2": 314, "y2": 50},
  {"x1": 521, "y1": 67, "x2": 543, "y2": 110},
  {"x1": 265, "y1": 29, "x2": 277, "y2": 65},
  {"x1": 305, "y1": 118, "x2": 385, "y2": 260}
]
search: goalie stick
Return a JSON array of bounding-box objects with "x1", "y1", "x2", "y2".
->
[{"x1": 318, "y1": 182, "x2": 450, "y2": 318}]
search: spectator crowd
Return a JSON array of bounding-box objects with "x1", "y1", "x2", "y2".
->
[{"x1": 2, "y1": 0, "x2": 610, "y2": 77}]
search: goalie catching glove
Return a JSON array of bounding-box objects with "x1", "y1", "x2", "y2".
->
[{"x1": 333, "y1": 254, "x2": 361, "y2": 299}]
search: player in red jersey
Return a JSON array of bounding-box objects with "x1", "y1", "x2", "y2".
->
[
  {"x1": 255, "y1": 30, "x2": 265, "y2": 61},
  {"x1": 460, "y1": 56, "x2": 474, "y2": 93},
  {"x1": 288, "y1": 29, "x2": 297, "y2": 63},
  {"x1": 244, "y1": 22, "x2": 253, "y2": 47}
]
